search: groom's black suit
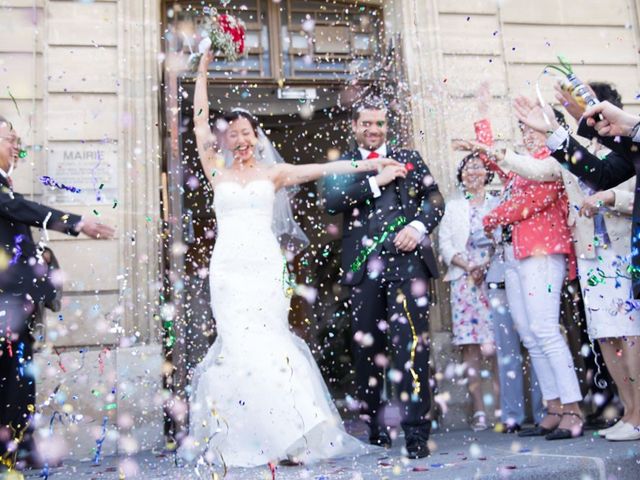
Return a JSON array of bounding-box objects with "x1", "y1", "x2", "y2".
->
[
  {"x1": 0, "y1": 174, "x2": 81, "y2": 457},
  {"x1": 324, "y1": 147, "x2": 444, "y2": 442}
]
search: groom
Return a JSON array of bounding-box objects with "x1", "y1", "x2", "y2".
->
[{"x1": 324, "y1": 97, "x2": 444, "y2": 459}]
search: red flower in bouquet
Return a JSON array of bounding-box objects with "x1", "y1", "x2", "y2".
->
[
  {"x1": 218, "y1": 14, "x2": 245, "y2": 56},
  {"x1": 189, "y1": 8, "x2": 247, "y2": 70}
]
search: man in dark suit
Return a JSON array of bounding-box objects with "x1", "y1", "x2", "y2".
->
[
  {"x1": 513, "y1": 97, "x2": 640, "y2": 299},
  {"x1": 0, "y1": 115, "x2": 115, "y2": 469},
  {"x1": 324, "y1": 97, "x2": 444, "y2": 459}
]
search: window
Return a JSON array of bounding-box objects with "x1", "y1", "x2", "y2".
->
[
  {"x1": 163, "y1": 0, "x2": 383, "y2": 81},
  {"x1": 164, "y1": 0, "x2": 272, "y2": 78},
  {"x1": 281, "y1": 0, "x2": 383, "y2": 79}
]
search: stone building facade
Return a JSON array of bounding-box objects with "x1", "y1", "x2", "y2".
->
[{"x1": 0, "y1": 0, "x2": 639, "y2": 457}]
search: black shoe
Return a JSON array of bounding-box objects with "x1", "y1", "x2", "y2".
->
[
  {"x1": 518, "y1": 425, "x2": 554, "y2": 437},
  {"x1": 405, "y1": 438, "x2": 430, "y2": 459},
  {"x1": 503, "y1": 423, "x2": 521, "y2": 434},
  {"x1": 518, "y1": 411, "x2": 562, "y2": 437},
  {"x1": 545, "y1": 412, "x2": 584, "y2": 440},
  {"x1": 279, "y1": 458, "x2": 304, "y2": 467},
  {"x1": 544, "y1": 427, "x2": 584, "y2": 440},
  {"x1": 369, "y1": 430, "x2": 392, "y2": 448}
]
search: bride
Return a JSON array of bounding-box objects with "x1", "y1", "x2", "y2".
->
[{"x1": 178, "y1": 51, "x2": 403, "y2": 468}]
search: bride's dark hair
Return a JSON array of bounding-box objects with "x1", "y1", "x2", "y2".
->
[{"x1": 223, "y1": 110, "x2": 259, "y2": 135}]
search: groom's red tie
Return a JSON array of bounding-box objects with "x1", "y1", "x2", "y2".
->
[{"x1": 366, "y1": 151, "x2": 379, "y2": 159}]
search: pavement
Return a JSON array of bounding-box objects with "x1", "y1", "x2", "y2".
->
[{"x1": 7, "y1": 426, "x2": 640, "y2": 480}]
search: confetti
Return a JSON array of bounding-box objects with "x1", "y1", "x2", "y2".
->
[
  {"x1": 40, "y1": 175, "x2": 82, "y2": 194},
  {"x1": 6, "y1": 87, "x2": 20, "y2": 116},
  {"x1": 350, "y1": 216, "x2": 407, "y2": 271},
  {"x1": 402, "y1": 296, "x2": 421, "y2": 397},
  {"x1": 4, "y1": 5, "x2": 635, "y2": 476},
  {"x1": 93, "y1": 416, "x2": 108, "y2": 464},
  {"x1": 9, "y1": 234, "x2": 24, "y2": 265}
]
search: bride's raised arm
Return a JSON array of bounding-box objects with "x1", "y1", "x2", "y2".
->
[
  {"x1": 273, "y1": 157, "x2": 405, "y2": 189},
  {"x1": 194, "y1": 51, "x2": 220, "y2": 185}
]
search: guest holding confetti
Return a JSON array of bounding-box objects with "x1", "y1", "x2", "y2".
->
[
  {"x1": 512, "y1": 90, "x2": 640, "y2": 441},
  {"x1": 0, "y1": 115, "x2": 115, "y2": 471},
  {"x1": 456, "y1": 116, "x2": 583, "y2": 441},
  {"x1": 438, "y1": 153, "x2": 499, "y2": 431}
]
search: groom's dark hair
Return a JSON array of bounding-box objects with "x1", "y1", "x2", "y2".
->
[{"x1": 352, "y1": 96, "x2": 387, "y2": 121}]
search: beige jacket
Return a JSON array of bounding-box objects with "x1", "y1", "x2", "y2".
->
[{"x1": 501, "y1": 150, "x2": 635, "y2": 260}]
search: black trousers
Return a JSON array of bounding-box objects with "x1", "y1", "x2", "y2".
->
[
  {"x1": 349, "y1": 252, "x2": 432, "y2": 440},
  {"x1": 0, "y1": 297, "x2": 36, "y2": 456}
]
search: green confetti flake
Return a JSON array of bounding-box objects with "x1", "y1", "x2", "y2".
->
[{"x1": 103, "y1": 403, "x2": 117, "y2": 411}]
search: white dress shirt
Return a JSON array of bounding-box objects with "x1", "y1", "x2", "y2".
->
[{"x1": 358, "y1": 144, "x2": 427, "y2": 241}]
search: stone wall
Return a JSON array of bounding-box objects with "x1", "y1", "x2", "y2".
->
[{"x1": 0, "y1": 0, "x2": 164, "y2": 458}]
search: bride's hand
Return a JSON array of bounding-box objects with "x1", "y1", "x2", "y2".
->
[{"x1": 198, "y1": 49, "x2": 214, "y2": 73}]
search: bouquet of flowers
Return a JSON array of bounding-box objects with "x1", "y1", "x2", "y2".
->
[{"x1": 189, "y1": 7, "x2": 246, "y2": 70}]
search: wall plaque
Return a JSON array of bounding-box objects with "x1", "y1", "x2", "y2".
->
[{"x1": 46, "y1": 142, "x2": 118, "y2": 206}]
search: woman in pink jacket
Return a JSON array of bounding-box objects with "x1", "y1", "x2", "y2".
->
[{"x1": 458, "y1": 121, "x2": 583, "y2": 440}]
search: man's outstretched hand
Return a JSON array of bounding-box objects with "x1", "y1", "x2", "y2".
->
[{"x1": 77, "y1": 217, "x2": 116, "y2": 239}]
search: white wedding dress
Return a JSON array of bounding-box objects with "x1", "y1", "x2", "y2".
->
[{"x1": 180, "y1": 179, "x2": 369, "y2": 468}]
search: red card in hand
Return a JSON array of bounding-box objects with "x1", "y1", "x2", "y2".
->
[{"x1": 474, "y1": 119, "x2": 494, "y2": 146}]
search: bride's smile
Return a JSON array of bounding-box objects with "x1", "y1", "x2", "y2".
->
[{"x1": 224, "y1": 116, "x2": 258, "y2": 164}]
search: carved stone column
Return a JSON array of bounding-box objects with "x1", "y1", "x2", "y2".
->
[
  {"x1": 385, "y1": 0, "x2": 452, "y2": 334},
  {"x1": 117, "y1": 0, "x2": 162, "y2": 340}
]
